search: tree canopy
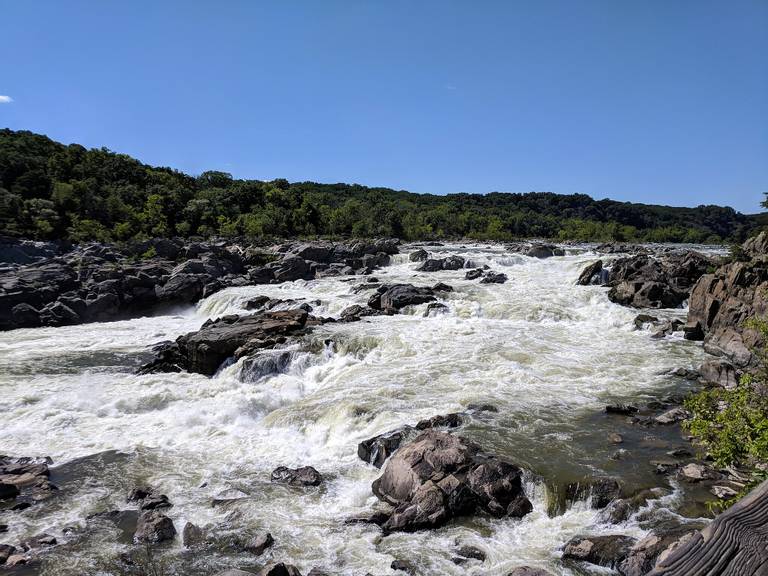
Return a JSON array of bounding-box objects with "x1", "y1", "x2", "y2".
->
[{"x1": 0, "y1": 129, "x2": 760, "y2": 243}]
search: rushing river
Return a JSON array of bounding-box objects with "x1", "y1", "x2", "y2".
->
[{"x1": 0, "y1": 244, "x2": 716, "y2": 575}]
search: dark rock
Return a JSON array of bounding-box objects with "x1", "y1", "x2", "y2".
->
[
  {"x1": 431, "y1": 282, "x2": 453, "y2": 292},
  {"x1": 443, "y1": 255, "x2": 465, "y2": 270},
  {"x1": 10, "y1": 303, "x2": 41, "y2": 327},
  {"x1": 20, "y1": 533, "x2": 56, "y2": 550},
  {"x1": 424, "y1": 302, "x2": 448, "y2": 317},
  {"x1": 415, "y1": 413, "x2": 463, "y2": 430},
  {"x1": 633, "y1": 314, "x2": 659, "y2": 329},
  {"x1": 526, "y1": 244, "x2": 563, "y2": 259},
  {"x1": 256, "y1": 562, "x2": 303, "y2": 576},
  {"x1": 182, "y1": 522, "x2": 204, "y2": 547},
  {"x1": 370, "y1": 284, "x2": 436, "y2": 311},
  {"x1": 39, "y1": 301, "x2": 80, "y2": 326},
  {"x1": 134, "y1": 510, "x2": 176, "y2": 543},
  {"x1": 271, "y1": 466, "x2": 323, "y2": 487},
  {"x1": 244, "y1": 531, "x2": 274, "y2": 555},
  {"x1": 139, "y1": 309, "x2": 310, "y2": 375},
  {"x1": 566, "y1": 477, "x2": 622, "y2": 509},
  {"x1": 480, "y1": 272, "x2": 507, "y2": 284},
  {"x1": 576, "y1": 260, "x2": 604, "y2": 285},
  {"x1": 507, "y1": 567, "x2": 555, "y2": 576},
  {"x1": 418, "y1": 259, "x2": 445, "y2": 272},
  {"x1": 0, "y1": 544, "x2": 16, "y2": 565},
  {"x1": 682, "y1": 321, "x2": 705, "y2": 340},
  {"x1": 456, "y1": 545, "x2": 486, "y2": 561},
  {"x1": 605, "y1": 404, "x2": 639, "y2": 415},
  {"x1": 391, "y1": 559, "x2": 417, "y2": 574},
  {"x1": 0, "y1": 482, "x2": 20, "y2": 500},
  {"x1": 465, "y1": 269, "x2": 484, "y2": 280},
  {"x1": 358, "y1": 427, "x2": 416, "y2": 468},
  {"x1": 562, "y1": 534, "x2": 636, "y2": 568},
  {"x1": 409, "y1": 249, "x2": 428, "y2": 262}
]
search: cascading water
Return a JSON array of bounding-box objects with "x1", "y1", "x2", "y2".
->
[{"x1": 0, "y1": 244, "x2": 718, "y2": 575}]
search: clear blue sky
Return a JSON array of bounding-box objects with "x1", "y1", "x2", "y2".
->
[{"x1": 1, "y1": 1, "x2": 766, "y2": 213}]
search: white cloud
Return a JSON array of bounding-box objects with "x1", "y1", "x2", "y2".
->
[{"x1": 0, "y1": 95, "x2": 13, "y2": 104}]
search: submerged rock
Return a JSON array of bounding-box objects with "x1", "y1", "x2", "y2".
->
[{"x1": 271, "y1": 466, "x2": 323, "y2": 487}]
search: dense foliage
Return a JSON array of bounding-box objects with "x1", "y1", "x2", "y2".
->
[{"x1": 0, "y1": 129, "x2": 760, "y2": 243}]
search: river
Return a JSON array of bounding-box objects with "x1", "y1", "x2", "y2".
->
[{"x1": 0, "y1": 244, "x2": 716, "y2": 575}]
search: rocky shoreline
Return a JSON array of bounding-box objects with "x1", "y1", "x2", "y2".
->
[{"x1": 1, "y1": 236, "x2": 767, "y2": 574}]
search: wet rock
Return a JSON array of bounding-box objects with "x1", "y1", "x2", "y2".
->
[
  {"x1": 20, "y1": 533, "x2": 56, "y2": 550},
  {"x1": 128, "y1": 487, "x2": 172, "y2": 511},
  {"x1": 0, "y1": 525, "x2": 7, "y2": 533},
  {"x1": 667, "y1": 447, "x2": 692, "y2": 458},
  {"x1": 480, "y1": 272, "x2": 507, "y2": 284},
  {"x1": 391, "y1": 559, "x2": 417, "y2": 574},
  {"x1": 344, "y1": 510, "x2": 390, "y2": 526},
  {"x1": 431, "y1": 282, "x2": 453, "y2": 292},
  {"x1": 214, "y1": 571, "x2": 258, "y2": 576},
  {"x1": 526, "y1": 244, "x2": 563, "y2": 259},
  {"x1": 256, "y1": 562, "x2": 303, "y2": 576},
  {"x1": 507, "y1": 567, "x2": 555, "y2": 576},
  {"x1": 467, "y1": 403, "x2": 499, "y2": 413},
  {"x1": 134, "y1": 510, "x2": 176, "y2": 543},
  {"x1": 605, "y1": 404, "x2": 639, "y2": 415},
  {"x1": 358, "y1": 427, "x2": 416, "y2": 468},
  {"x1": 415, "y1": 413, "x2": 463, "y2": 430},
  {"x1": 443, "y1": 255, "x2": 466, "y2": 270},
  {"x1": 608, "y1": 433, "x2": 624, "y2": 444},
  {"x1": 633, "y1": 313, "x2": 660, "y2": 329},
  {"x1": 182, "y1": 522, "x2": 204, "y2": 547},
  {"x1": 369, "y1": 284, "x2": 436, "y2": 311},
  {"x1": 576, "y1": 260, "x2": 604, "y2": 285},
  {"x1": 0, "y1": 482, "x2": 20, "y2": 500},
  {"x1": 339, "y1": 304, "x2": 385, "y2": 322},
  {"x1": 139, "y1": 309, "x2": 311, "y2": 375},
  {"x1": 271, "y1": 466, "x2": 323, "y2": 487},
  {"x1": 409, "y1": 249, "x2": 428, "y2": 262},
  {"x1": 418, "y1": 258, "x2": 445, "y2": 272},
  {"x1": 565, "y1": 477, "x2": 622, "y2": 509},
  {"x1": 371, "y1": 430, "x2": 531, "y2": 532},
  {"x1": 5, "y1": 554, "x2": 28, "y2": 567},
  {"x1": 562, "y1": 534, "x2": 636, "y2": 568},
  {"x1": 424, "y1": 302, "x2": 448, "y2": 317},
  {"x1": 465, "y1": 269, "x2": 484, "y2": 280},
  {"x1": 245, "y1": 531, "x2": 274, "y2": 556},
  {"x1": 600, "y1": 488, "x2": 665, "y2": 523},
  {"x1": 455, "y1": 545, "x2": 486, "y2": 561},
  {"x1": 306, "y1": 569, "x2": 330, "y2": 576}
]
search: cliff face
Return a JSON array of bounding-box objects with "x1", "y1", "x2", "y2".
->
[{"x1": 687, "y1": 231, "x2": 768, "y2": 369}]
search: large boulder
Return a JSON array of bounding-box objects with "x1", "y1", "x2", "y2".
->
[
  {"x1": 371, "y1": 431, "x2": 531, "y2": 532},
  {"x1": 562, "y1": 534, "x2": 636, "y2": 568},
  {"x1": 138, "y1": 309, "x2": 311, "y2": 375},
  {"x1": 134, "y1": 510, "x2": 176, "y2": 543},
  {"x1": 576, "y1": 260, "x2": 604, "y2": 285},
  {"x1": 368, "y1": 284, "x2": 436, "y2": 311},
  {"x1": 606, "y1": 251, "x2": 712, "y2": 309}
]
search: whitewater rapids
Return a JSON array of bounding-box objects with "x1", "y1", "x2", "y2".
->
[{"x1": 0, "y1": 244, "x2": 713, "y2": 575}]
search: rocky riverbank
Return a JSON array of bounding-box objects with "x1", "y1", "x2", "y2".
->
[{"x1": 2, "y1": 237, "x2": 766, "y2": 575}]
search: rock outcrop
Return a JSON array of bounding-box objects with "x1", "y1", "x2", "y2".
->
[
  {"x1": 370, "y1": 430, "x2": 532, "y2": 532},
  {"x1": 139, "y1": 309, "x2": 313, "y2": 375},
  {"x1": 606, "y1": 251, "x2": 713, "y2": 308},
  {"x1": 687, "y1": 232, "x2": 767, "y2": 368}
]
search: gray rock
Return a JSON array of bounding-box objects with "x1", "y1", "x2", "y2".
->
[
  {"x1": 134, "y1": 510, "x2": 176, "y2": 543},
  {"x1": 271, "y1": 465, "x2": 323, "y2": 487}
]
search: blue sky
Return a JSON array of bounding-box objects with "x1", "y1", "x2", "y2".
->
[{"x1": 1, "y1": 1, "x2": 766, "y2": 213}]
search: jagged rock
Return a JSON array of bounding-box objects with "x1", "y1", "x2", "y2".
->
[
  {"x1": 369, "y1": 284, "x2": 436, "y2": 311},
  {"x1": 271, "y1": 466, "x2": 323, "y2": 487},
  {"x1": 418, "y1": 259, "x2": 445, "y2": 272},
  {"x1": 699, "y1": 359, "x2": 740, "y2": 389},
  {"x1": 391, "y1": 559, "x2": 417, "y2": 574},
  {"x1": 415, "y1": 413, "x2": 463, "y2": 430},
  {"x1": 634, "y1": 313, "x2": 660, "y2": 329},
  {"x1": 339, "y1": 304, "x2": 385, "y2": 322},
  {"x1": 424, "y1": 302, "x2": 448, "y2": 317},
  {"x1": 443, "y1": 255, "x2": 466, "y2": 270},
  {"x1": 139, "y1": 309, "x2": 311, "y2": 375},
  {"x1": 562, "y1": 534, "x2": 636, "y2": 568},
  {"x1": 455, "y1": 545, "x2": 486, "y2": 561},
  {"x1": 244, "y1": 531, "x2": 274, "y2": 555},
  {"x1": 134, "y1": 510, "x2": 176, "y2": 543},
  {"x1": 465, "y1": 269, "x2": 484, "y2": 280},
  {"x1": 431, "y1": 282, "x2": 453, "y2": 292},
  {"x1": 605, "y1": 404, "x2": 639, "y2": 415},
  {"x1": 358, "y1": 427, "x2": 416, "y2": 468},
  {"x1": 576, "y1": 260, "x2": 604, "y2": 285},
  {"x1": 0, "y1": 544, "x2": 15, "y2": 564},
  {"x1": 711, "y1": 485, "x2": 739, "y2": 499},
  {"x1": 20, "y1": 533, "x2": 56, "y2": 550},
  {"x1": 371, "y1": 430, "x2": 531, "y2": 532},
  {"x1": 606, "y1": 251, "x2": 712, "y2": 309},
  {"x1": 618, "y1": 528, "x2": 697, "y2": 576},
  {"x1": 565, "y1": 477, "x2": 622, "y2": 509}
]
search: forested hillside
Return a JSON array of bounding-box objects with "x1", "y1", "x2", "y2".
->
[{"x1": 0, "y1": 129, "x2": 760, "y2": 243}]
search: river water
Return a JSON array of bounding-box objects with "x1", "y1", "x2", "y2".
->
[{"x1": 0, "y1": 244, "x2": 715, "y2": 575}]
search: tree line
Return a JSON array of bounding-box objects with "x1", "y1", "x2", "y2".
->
[{"x1": 0, "y1": 129, "x2": 761, "y2": 244}]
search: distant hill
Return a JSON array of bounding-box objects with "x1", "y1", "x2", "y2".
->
[{"x1": 0, "y1": 129, "x2": 761, "y2": 243}]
